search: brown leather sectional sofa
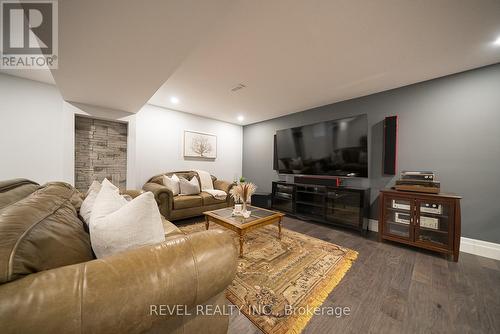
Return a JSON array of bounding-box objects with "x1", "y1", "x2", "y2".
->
[
  {"x1": 143, "y1": 171, "x2": 235, "y2": 221},
  {"x1": 0, "y1": 179, "x2": 237, "y2": 334}
]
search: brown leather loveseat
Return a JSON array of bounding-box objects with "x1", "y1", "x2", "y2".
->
[
  {"x1": 0, "y1": 179, "x2": 237, "y2": 334},
  {"x1": 143, "y1": 171, "x2": 234, "y2": 221}
]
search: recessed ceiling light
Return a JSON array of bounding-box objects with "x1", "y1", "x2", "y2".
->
[
  {"x1": 237, "y1": 115, "x2": 244, "y2": 122},
  {"x1": 494, "y1": 36, "x2": 500, "y2": 46},
  {"x1": 170, "y1": 96, "x2": 179, "y2": 104}
]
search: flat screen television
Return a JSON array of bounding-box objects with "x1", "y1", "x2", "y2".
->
[{"x1": 275, "y1": 115, "x2": 368, "y2": 177}]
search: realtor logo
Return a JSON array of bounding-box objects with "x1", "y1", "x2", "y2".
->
[{"x1": 1, "y1": 0, "x2": 58, "y2": 69}]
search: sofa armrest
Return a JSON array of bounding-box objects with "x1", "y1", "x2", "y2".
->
[
  {"x1": 213, "y1": 180, "x2": 234, "y2": 194},
  {"x1": 120, "y1": 189, "x2": 144, "y2": 199},
  {"x1": 214, "y1": 180, "x2": 235, "y2": 205},
  {"x1": 0, "y1": 230, "x2": 237, "y2": 334},
  {"x1": 143, "y1": 182, "x2": 173, "y2": 217}
]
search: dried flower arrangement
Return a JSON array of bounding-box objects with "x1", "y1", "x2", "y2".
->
[{"x1": 230, "y1": 182, "x2": 257, "y2": 212}]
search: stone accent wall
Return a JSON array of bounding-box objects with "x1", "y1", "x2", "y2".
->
[{"x1": 75, "y1": 116, "x2": 127, "y2": 193}]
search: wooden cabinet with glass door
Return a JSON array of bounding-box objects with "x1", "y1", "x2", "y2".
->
[{"x1": 378, "y1": 189, "x2": 461, "y2": 261}]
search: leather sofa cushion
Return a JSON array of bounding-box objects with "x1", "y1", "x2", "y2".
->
[
  {"x1": 0, "y1": 179, "x2": 39, "y2": 210},
  {"x1": 200, "y1": 192, "x2": 226, "y2": 206},
  {"x1": 0, "y1": 182, "x2": 94, "y2": 284},
  {"x1": 173, "y1": 195, "x2": 203, "y2": 210}
]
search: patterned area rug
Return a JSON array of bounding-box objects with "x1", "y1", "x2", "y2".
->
[{"x1": 180, "y1": 222, "x2": 358, "y2": 334}]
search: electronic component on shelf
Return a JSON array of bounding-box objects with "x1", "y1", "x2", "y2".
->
[
  {"x1": 395, "y1": 212, "x2": 411, "y2": 224},
  {"x1": 394, "y1": 184, "x2": 440, "y2": 194},
  {"x1": 395, "y1": 179, "x2": 440, "y2": 187},
  {"x1": 401, "y1": 171, "x2": 435, "y2": 181},
  {"x1": 420, "y1": 203, "x2": 442, "y2": 214},
  {"x1": 392, "y1": 199, "x2": 410, "y2": 211},
  {"x1": 395, "y1": 179, "x2": 440, "y2": 194},
  {"x1": 420, "y1": 216, "x2": 439, "y2": 230},
  {"x1": 394, "y1": 171, "x2": 440, "y2": 194}
]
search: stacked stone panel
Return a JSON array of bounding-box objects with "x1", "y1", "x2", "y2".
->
[{"x1": 75, "y1": 116, "x2": 127, "y2": 193}]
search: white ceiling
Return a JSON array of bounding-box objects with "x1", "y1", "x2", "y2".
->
[
  {"x1": 149, "y1": 0, "x2": 500, "y2": 125},
  {"x1": 2, "y1": 1, "x2": 500, "y2": 124},
  {"x1": 1, "y1": 0, "x2": 233, "y2": 112},
  {"x1": 51, "y1": 0, "x2": 233, "y2": 113}
]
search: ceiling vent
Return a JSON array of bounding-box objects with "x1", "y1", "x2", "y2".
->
[{"x1": 231, "y1": 83, "x2": 247, "y2": 92}]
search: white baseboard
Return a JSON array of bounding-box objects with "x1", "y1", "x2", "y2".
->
[
  {"x1": 460, "y1": 237, "x2": 500, "y2": 261},
  {"x1": 367, "y1": 219, "x2": 500, "y2": 261},
  {"x1": 368, "y1": 219, "x2": 379, "y2": 232}
]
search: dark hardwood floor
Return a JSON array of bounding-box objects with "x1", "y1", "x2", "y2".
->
[{"x1": 226, "y1": 216, "x2": 500, "y2": 334}]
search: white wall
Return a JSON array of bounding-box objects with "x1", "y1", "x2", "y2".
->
[
  {"x1": 135, "y1": 104, "x2": 242, "y2": 186},
  {"x1": 0, "y1": 74, "x2": 69, "y2": 184},
  {"x1": 0, "y1": 74, "x2": 243, "y2": 188}
]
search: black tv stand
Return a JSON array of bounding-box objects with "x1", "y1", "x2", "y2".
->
[{"x1": 271, "y1": 181, "x2": 370, "y2": 235}]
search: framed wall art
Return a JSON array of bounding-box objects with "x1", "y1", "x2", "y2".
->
[{"x1": 184, "y1": 130, "x2": 217, "y2": 159}]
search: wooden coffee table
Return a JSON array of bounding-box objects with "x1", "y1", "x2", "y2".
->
[{"x1": 203, "y1": 206, "x2": 285, "y2": 257}]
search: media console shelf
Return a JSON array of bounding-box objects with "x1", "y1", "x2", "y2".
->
[
  {"x1": 378, "y1": 189, "x2": 461, "y2": 261},
  {"x1": 271, "y1": 181, "x2": 370, "y2": 235}
]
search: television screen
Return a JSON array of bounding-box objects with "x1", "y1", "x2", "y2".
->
[{"x1": 275, "y1": 115, "x2": 368, "y2": 177}]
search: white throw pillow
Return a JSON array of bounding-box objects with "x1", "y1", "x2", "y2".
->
[
  {"x1": 89, "y1": 187, "x2": 165, "y2": 258},
  {"x1": 80, "y1": 179, "x2": 118, "y2": 225},
  {"x1": 179, "y1": 177, "x2": 200, "y2": 195},
  {"x1": 162, "y1": 174, "x2": 180, "y2": 196}
]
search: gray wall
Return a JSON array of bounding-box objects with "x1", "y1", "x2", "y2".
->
[{"x1": 243, "y1": 63, "x2": 500, "y2": 244}]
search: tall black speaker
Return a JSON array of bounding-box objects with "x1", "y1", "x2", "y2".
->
[
  {"x1": 383, "y1": 115, "x2": 398, "y2": 175},
  {"x1": 273, "y1": 134, "x2": 278, "y2": 170}
]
